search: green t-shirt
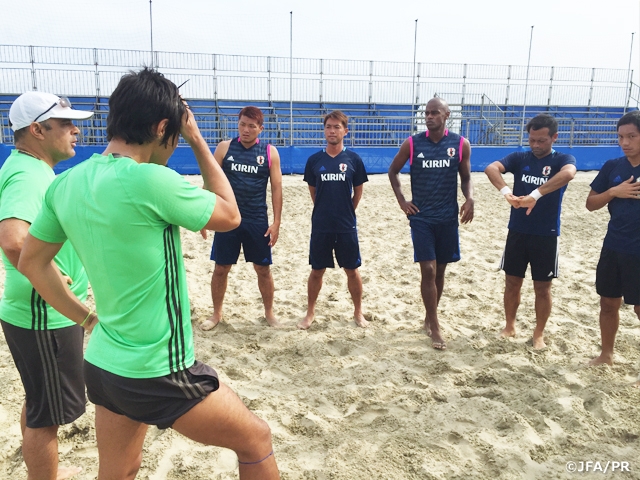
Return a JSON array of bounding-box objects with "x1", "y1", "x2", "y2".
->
[
  {"x1": 0, "y1": 150, "x2": 87, "y2": 330},
  {"x1": 30, "y1": 154, "x2": 216, "y2": 379}
]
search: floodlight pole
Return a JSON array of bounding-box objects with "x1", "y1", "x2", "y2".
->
[
  {"x1": 412, "y1": 19, "x2": 418, "y2": 133},
  {"x1": 519, "y1": 25, "x2": 534, "y2": 147},
  {"x1": 290, "y1": 11, "x2": 293, "y2": 146},
  {"x1": 624, "y1": 32, "x2": 635, "y2": 113}
]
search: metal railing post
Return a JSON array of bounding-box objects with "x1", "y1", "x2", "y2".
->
[
  {"x1": 267, "y1": 56, "x2": 272, "y2": 104},
  {"x1": 570, "y1": 120, "x2": 574, "y2": 147},
  {"x1": 505, "y1": 65, "x2": 511, "y2": 105},
  {"x1": 588, "y1": 68, "x2": 595, "y2": 107},
  {"x1": 368, "y1": 60, "x2": 373, "y2": 105},
  {"x1": 29, "y1": 45, "x2": 37, "y2": 91},
  {"x1": 461, "y1": 63, "x2": 467, "y2": 106},
  {"x1": 319, "y1": 58, "x2": 323, "y2": 104},
  {"x1": 547, "y1": 66, "x2": 554, "y2": 106}
]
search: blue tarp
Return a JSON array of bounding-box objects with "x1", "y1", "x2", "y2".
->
[{"x1": 0, "y1": 144, "x2": 624, "y2": 175}]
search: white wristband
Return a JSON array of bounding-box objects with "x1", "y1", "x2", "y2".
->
[
  {"x1": 529, "y1": 188, "x2": 543, "y2": 201},
  {"x1": 499, "y1": 186, "x2": 512, "y2": 196}
]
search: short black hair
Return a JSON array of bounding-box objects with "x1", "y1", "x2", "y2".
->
[
  {"x1": 526, "y1": 114, "x2": 558, "y2": 136},
  {"x1": 106, "y1": 67, "x2": 185, "y2": 146},
  {"x1": 617, "y1": 110, "x2": 640, "y2": 132}
]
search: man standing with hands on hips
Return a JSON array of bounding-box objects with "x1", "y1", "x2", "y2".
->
[
  {"x1": 388, "y1": 97, "x2": 474, "y2": 350},
  {"x1": 0, "y1": 91, "x2": 93, "y2": 480}
]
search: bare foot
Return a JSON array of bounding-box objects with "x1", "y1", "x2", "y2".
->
[
  {"x1": 634, "y1": 375, "x2": 640, "y2": 388},
  {"x1": 265, "y1": 314, "x2": 282, "y2": 328},
  {"x1": 532, "y1": 334, "x2": 546, "y2": 350},
  {"x1": 200, "y1": 314, "x2": 221, "y2": 331},
  {"x1": 297, "y1": 314, "x2": 314, "y2": 330},
  {"x1": 430, "y1": 330, "x2": 446, "y2": 350},
  {"x1": 423, "y1": 320, "x2": 431, "y2": 336},
  {"x1": 588, "y1": 354, "x2": 613, "y2": 366},
  {"x1": 499, "y1": 326, "x2": 516, "y2": 339},
  {"x1": 354, "y1": 313, "x2": 369, "y2": 328},
  {"x1": 57, "y1": 465, "x2": 82, "y2": 480}
]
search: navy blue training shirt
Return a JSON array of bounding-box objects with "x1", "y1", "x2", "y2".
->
[
  {"x1": 303, "y1": 148, "x2": 368, "y2": 233},
  {"x1": 499, "y1": 150, "x2": 576, "y2": 236},
  {"x1": 222, "y1": 137, "x2": 271, "y2": 223},
  {"x1": 590, "y1": 156, "x2": 640, "y2": 257},
  {"x1": 409, "y1": 129, "x2": 464, "y2": 224}
]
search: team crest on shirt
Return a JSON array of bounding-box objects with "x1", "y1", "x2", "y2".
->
[
  {"x1": 339, "y1": 163, "x2": 348, "y2": 173},
  {"x1": 447, "y1": 148, "x2": 456, "y2": 158},
  {"x1": 542, "y1": 166, "x2": 551, "y2": 176},
  {"x1": 256, "y1": 155, "x2": 265, "y2": 166}
]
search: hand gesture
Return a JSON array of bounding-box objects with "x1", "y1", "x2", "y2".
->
[
  {"x1": 518, "y1": 195, "x2": 537, "y2": 215},
  {"x1": 399, "y1": 199, "x2": 420, "y2": 216},
  {"x1": 179, "y1": 100, "x2": 203, "y2": 147},
  {"x1": 504, "y1": 193, "x2": 521, "y2": 208},
  {"x1": 611, "y1": 176, "x2": 640, "y2": 199},
  {"x1": 265, "y1": 223, "x2": 280, "y2": 247},
  {"x1": 459, "y1": 198, "x2": 474, "y2": 224},
  {"x1": 83, "y1": 314, "x2": 99, "y2": 334}
]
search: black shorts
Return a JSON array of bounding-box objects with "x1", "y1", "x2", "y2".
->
[
  {"x1": 309, "y1": 232, "x2": 361, "y2": 270},
  {"x1": 211, "y1": 220, "x2": 272, "y2": 266},
  {"x1": 596, "y1": 247, "x2": 640, "y2": 305},
  {"x1": 84, "y1": 360, "x2": 219, "y2": 429},
  {"x1": 1, "y1": 321, "x2": 85, "y2": 428},
  {"x1": 501, "y1": 230, "x2": 559, "y2": 282}
]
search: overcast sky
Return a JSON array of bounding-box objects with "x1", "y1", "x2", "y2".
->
[{"x1": 1, "y1": 0, "x2": 639, "y2": 77}]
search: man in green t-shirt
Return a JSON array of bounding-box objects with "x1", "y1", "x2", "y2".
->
[
  {"x1": 0, "y1": 91, "x2": 93, "y2": 480},
  {"x1": 18, "y1": 69, "x2": 280, "y2": 479}
]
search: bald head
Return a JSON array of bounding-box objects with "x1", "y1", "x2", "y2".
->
[
  {"x1": 426, "y1": 97, "x2": 450, "y2": 114},
  {"x1": 424, "y1": 97, "x2": 450, "y2": 135}
]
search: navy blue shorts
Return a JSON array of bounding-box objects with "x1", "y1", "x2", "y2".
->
[
  {"x1": 309, "y1": 232, "x2": 361, "y2": 270},
  {"x1": 596, "y1": 247, "x2": 640, "y2": 305},
  {"x1": 85, "y1": 360, "x2": 219, "y2": 429},
  {"x1": 410, "y1": 219, "x2": 460, "y2": 264},
  {"x1": 211, "y1": 220, "x2": 272, "y2": 266}
]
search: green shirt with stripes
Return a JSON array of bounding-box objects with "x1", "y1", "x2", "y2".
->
[
  {"x1": 0, "y1": 150, "x2": 88, "y2": 330},
  {"x1": 30, "y1": 154, "x2": 216, "y2": 379}
]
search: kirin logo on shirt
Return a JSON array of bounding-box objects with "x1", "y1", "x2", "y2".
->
[
  {"x1": 447, "y1": 148, "x2": 456, "y2": 158},
  {"x1": 542, "y1": 166, "x2": 551, "y2": 176},
  {"x1": 256, "y1": 156, "x2": 265, "y2": 166},
  {"x1": 339, "y1": 163, "x2": 348, "y2": 173}
]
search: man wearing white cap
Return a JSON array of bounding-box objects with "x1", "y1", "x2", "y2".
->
[{"x1": 0, "y1": 91, "x2": 92, "y2": 480}]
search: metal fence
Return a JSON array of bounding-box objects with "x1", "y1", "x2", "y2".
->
[
  {"x1": 0, "y1": 44, "x2": 635, "y2": 147},
  {"x1": 0, "y1": 44, "x2": 636, "y2": 107}
]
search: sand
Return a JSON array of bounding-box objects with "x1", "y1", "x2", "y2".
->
[{"x1": 1, "y1": 172, "x2": 639, "y2": 479}]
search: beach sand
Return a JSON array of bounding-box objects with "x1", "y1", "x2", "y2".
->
[{"x1": 1, "y1": 172, "x2": 639, "y2": 479}]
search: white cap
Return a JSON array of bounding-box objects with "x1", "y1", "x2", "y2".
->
[{"x1": 9, "y1": 91, "x2": 93, "y2": 131}]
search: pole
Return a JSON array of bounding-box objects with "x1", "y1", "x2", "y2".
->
[
  {"x1": 290, "y1": 11, "x2": 293, "y2": 146},
  {"x1": 519, "y1": 25, "x2": 534, "y2": 147},
  {"x1": 149, "y1": 0, "x2": 154, "y2": 67},
  {"x1": 412, "y1": 19, "x2": 418, "y2": 133},
  {"x1": 624, "y1": 32, "x2": 635, "y2": 113}
]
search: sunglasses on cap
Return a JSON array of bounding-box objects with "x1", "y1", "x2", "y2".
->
[{"x1": 33, "y1": 97, "x2": 72, "y2": 123}]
